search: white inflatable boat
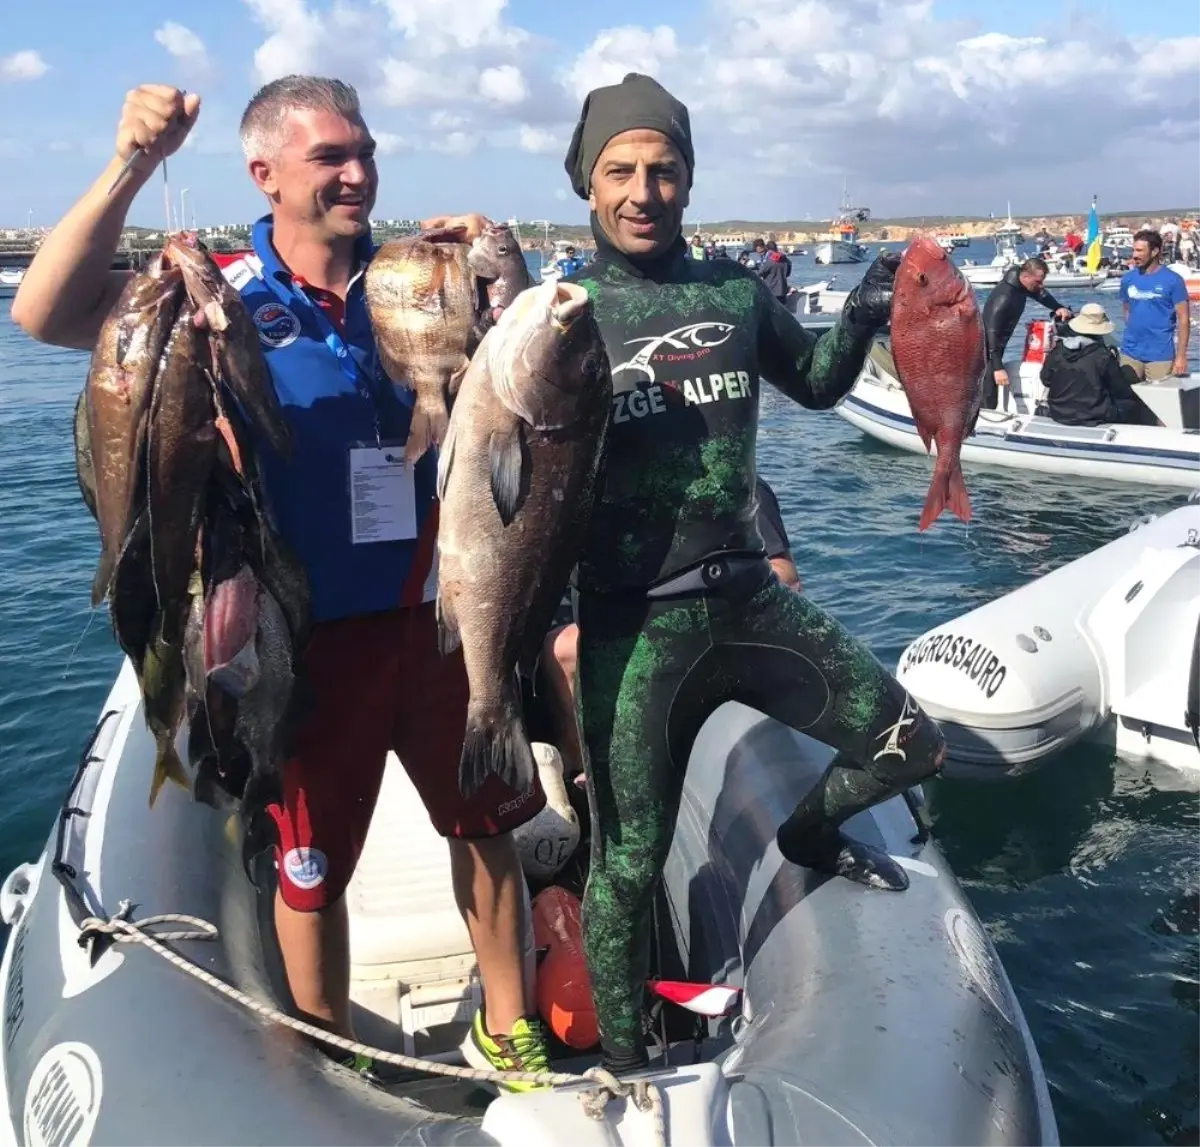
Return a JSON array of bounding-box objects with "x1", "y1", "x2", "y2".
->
[
  {"x1": 836, "y1": 320, "x2": 1200, "y2": 490},
  {"x1": 0, "y1": 658, "x2": 1059, "y2": 1145},
  {"x1": 896, "y1": 502, "x2": 1200, "y2": 779}
]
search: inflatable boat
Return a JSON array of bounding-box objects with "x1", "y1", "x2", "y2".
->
[
  {"x1": 0, "y1": 659, "x2": 1059, "y2": 1146},
  {"x1": 836, "y1": 321, "x2": 1200, "y2": 490},
  {"x1": 896, "y1": 502, "x2": 1200, "y2": 779}
]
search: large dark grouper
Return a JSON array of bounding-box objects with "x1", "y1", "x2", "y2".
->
[
  {"x1": 436, "y1": 278, "x2": 611, "y2": 797},
  {"x1": 76, "y1": 232, "x2": 310, "y2": 811},
  {"x1": 85, "y1": 254, "x2": 184, "y2": 606},
  {"x1": 164, "y1": 233, "x2": 293, "y2": 461},
  {"x1": 889, "y1": 235, "x2": 986, "y2": 531}
]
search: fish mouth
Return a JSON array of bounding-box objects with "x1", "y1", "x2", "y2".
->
[{"x1": 550, "y1": 282, "x2": 590, "y2": 327}]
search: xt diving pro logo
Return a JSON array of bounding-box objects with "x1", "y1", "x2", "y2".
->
[
  {"x1": 254, "y1": 302, "x2": 301, "y2": 349},
  {"x1": 282, "y1": 847, "x2": 328, "y2": 890},
  {"x1": 612, "y1": 321, "x2": 736, "y2": 385}
]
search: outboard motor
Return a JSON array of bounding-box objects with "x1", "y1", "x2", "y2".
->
[
  {"x1": 1021, "y1": 317, "x2": 1057, "y2": 368},
  {"x1": 1186, "y1": 613, "x2": 1200, "y2": 753},
  {"x1": 1021, "y1": 318, "x2": 1057, "y2": 415}
]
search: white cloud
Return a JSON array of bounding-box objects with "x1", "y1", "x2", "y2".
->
[
  {"x1": 518, "y1": 125, "x2": 560, "y2": 154},
  {"x1": 374, "y1": 130, "x2": 409, "y2": 154},
  {"x1": 479, "y1": 64, "x2": 527, "y2": 105},
  {"x1": 430, "y1": 131, "x2": 480, "y2": 155},
  {"x1": 378, "y1": 58, "x2": 429, "y2": 106},
  {"x1": 0, "y1": 50, "x2": 49, "y2": 82},
  {"x1": 561, "y1": 26, "x2": 679, "y2": 102},
  {"x1": 372, "y1": 0, "x2": 526, "y2": 54},
  {"x1": 234, "y1": 0, "x2": 1198, "y2": 215},
  {"x1": 154, "y1": 22, "x2": 212, "y2": 74}
]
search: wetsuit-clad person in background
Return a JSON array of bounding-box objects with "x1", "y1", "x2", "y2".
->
[
  {"x1": 981, "y1": 257, "x2": 1073, "y2": 408},
  {"x1": 558, "y1": 71, "x2": 946, "y2": 1076},
  {"x1": 1040, "y1": 304, "x2": 1162, "y2": 427}
]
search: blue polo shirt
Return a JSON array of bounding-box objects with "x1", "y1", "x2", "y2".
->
[
  {"x1": 1119, "y1": 264, "x2": 1189, "y2": 363},
  {"x1": 218, "y1": 216, "x2": 441, "y2": 624}
]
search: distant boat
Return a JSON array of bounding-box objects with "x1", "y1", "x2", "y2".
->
[
  {"x1": 814, "y1": 182, "x2": 870, "y2": 265},
  {"x1": 0, "y1": 267, "x2": 24, "y2": 298}
]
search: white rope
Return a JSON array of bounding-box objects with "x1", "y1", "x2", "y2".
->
[{"x1": 79, "y1": 901, "x2": 665, "y2": 1144}]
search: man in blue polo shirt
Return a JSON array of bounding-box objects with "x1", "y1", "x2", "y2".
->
[
  {"x1": 1120, "y1": 229, "x2": 1191, "y2": 381},
  {"x1": 13, "y1": 77, "x2": 553, "y2": 1088}
]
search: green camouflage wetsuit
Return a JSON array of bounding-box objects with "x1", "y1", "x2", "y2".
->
[{"x1": 565, "y1": 235, "x2": 946, "y2": 1073}]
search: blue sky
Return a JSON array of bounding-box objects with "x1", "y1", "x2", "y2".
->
[{"x1": 1, "y1": 0, "x2": 1197, "y2": 229}]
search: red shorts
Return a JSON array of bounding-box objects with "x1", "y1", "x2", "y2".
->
[{"x1": 268, "y1": 602, "x2": 547, "y2": 911}]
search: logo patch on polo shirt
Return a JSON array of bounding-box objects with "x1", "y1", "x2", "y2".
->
[{"x1": 254, "y1": 302, "x2": 301, "y2": 348}]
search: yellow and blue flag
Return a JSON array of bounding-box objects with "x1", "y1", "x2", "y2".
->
[{"x1": 1085, "y1": 197, "x2": 1102, "y2": 273}]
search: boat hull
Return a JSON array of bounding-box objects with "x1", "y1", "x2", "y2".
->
[
  {"x1": 836, "y1": 348, "x2": 1200, "y2": 490},
  {"x1": 0, "y1": 658, "x2": 1060, "y2": 1145},
  {"x1": 895, "y1": 505, "x2": 1200, "y2": 779},
  {"x1": 814, "y1": 240, "x2": 866, "y2": 265}
]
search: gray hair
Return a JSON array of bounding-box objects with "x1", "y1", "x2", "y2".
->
[{"x1": 239, "y1": 75, "x2": 362, "y2": 162}]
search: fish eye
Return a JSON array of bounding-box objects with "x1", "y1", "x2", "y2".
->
[
  {"x1": 497, "y1": 245, "x2": 509, "y2": 255},
  {"x1": 917, "y1": 272, "x2": 928, "y2": 286}
]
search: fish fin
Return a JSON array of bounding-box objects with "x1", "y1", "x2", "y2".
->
[
  {"x1": 947, "y1": 462, "x2": 972, "y2": 525},
  {"x1": 915, "y1": 422, "x2": 933, "y2": 454},
  {"x1": 488, "y1": 422, "x2": 528, "y2": 527},
  {"x1": 91, "y1": 549, "x2": 117, "y2": 608},
  {"x1": 405, "y1": 393, "x2": 449, "y2": 465},
  {"x1": 458, "y1": 694, "x2": 536, "y2": 798},
  {"x1": 148, "y1": 739, "x2": 190, "y2": 809},
  {"x1": 918, "y1": 458, "x2": 952, "y2": 532},
  {"x1": 436, "y1": 404, "x2": 459, "y2": 502},
  {"x1": 447, "y1": 357, "x2": 469, "y2": 400},
  {"x1": 436, "y1": 592, "x2": 461, "y2": 655}
]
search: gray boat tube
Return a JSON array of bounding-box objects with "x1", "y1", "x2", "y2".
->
[{"x1": 0, "y1": 659, "x2": 1059, "y2": 1146}]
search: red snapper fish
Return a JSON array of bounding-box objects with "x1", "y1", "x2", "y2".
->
[{"x1": 888, "y1": 236, "x2": 986, "y2": 531}]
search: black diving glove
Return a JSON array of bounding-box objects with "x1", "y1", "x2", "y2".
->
[{"x1": 842, "y1": 250, "x2": 902, "y2": 331}]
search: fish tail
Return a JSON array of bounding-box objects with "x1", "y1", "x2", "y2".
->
[
  {"x1": 919, "y1": 447, "x2": 972, "y2": 532},
  {"x1": 405, "y1": 393, "x2": 450, "y2": 464},
  {"x1": 459, "y1": 692, "x2": 536, "y2": 799},
  {"x1": 918, "y1": 457, "x2": 952, "y2": 532},
  {"x1": 148, "y1": 738, "x2": 190, "y2": 809},
  {"x1": 947, "y1": 459, "x2": 972, "y2": 525}
]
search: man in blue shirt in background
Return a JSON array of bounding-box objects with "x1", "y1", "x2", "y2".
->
[
  {"x1": 13, "y1": 76, "x2": 552, "y2": 1089},
  {"x1": 555, "y1": 243, "x2": 585, "y2": 277},
  {"x1": 1120, "y1": 229, "x2": 1191, "y2": 380}
]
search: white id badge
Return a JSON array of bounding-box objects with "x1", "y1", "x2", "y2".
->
[{"x1": 348, "y1": 443, "x2": 417, "y2": 544}]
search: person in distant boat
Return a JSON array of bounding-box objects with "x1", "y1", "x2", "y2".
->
[
  {"x1": 12, "y1": 77, "x2": 552, "y2": 1090},
  {"x1": 525, "y1": 474, "x2": 804, "y2": 788},
  {"x1": 756, "y1": 239, "x2": 793, "y2": 306},
  {"x1": 1119, "y1": 229, "x2": 1190, "y2": 381},
  {"x1": 556, "y1": 243, "x2": 585, "y2": 277},
  {"x1": 1039, "y1": 304, "x2": 1162, "y2": 428},
  {"x1": 536, "y1": 70, "x2": 946, "y2": 1077},
  {"x1": 689, "y1": 232, "x2": 708, "y2": 260},
  {"x1": 981, "y1": 257, "x2": 1073, "y2": 408}
]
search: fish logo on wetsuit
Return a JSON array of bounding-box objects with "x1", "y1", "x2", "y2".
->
[{"x1": 610, "y1": 320, "x2": 736, "y2": 384}]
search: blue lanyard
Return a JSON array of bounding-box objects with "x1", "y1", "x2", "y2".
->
[{"x1": 261, "y1": 270, "x2": 386, "y2": 442}]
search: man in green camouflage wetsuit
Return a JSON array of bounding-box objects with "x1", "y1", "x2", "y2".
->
[{"x1": 560, "y1": 73, "x2": 947, "y2": 1075}]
